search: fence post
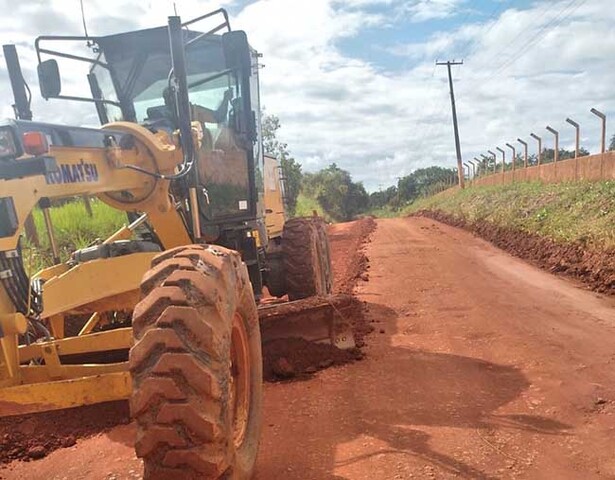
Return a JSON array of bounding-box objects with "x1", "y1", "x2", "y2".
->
[
  {"x1": 506, "y1": 143, "x2": 516, "y2": 183},
  {"x1": 546, "y1": 126, "x2": 559, "y2": 182},
  {"x1": 496, "y1": 147, "x2": 505, "y2": 183},
  {"x1": 566, "y1": 118, "x2": 580, "y2": 181},
  {"x1": 590, "y1": 108, "x2": 606, "y2": 179},
  {"x1": 488, "y1": 150, "x2": 497, "y2": 175}
]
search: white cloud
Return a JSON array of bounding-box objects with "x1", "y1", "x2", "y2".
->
[
  {"x1": 400, "y1": 0, "x2": 465, "y2": 22},
  {"x1": 0, "y1": 0, "x2": 612, "y2": 191},
  {"x1": 237, "y1": 0, "x2": 615, "y2": 189}
]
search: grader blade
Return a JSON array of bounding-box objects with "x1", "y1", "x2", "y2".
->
[{"x1": 258, "y1": 294, "x2": 356, "y2": 350}]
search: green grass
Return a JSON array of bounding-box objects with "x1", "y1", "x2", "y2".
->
[
  {"x1": 366, "y1": 205, "x2": 400, "y2": 218},
  {"x1": 25, "y1": 199, "x2": 126, "y2": 273},
  {"x1": 294, "y1": 193, "x2": 331, "y2": 221},
  {"x1": 405, "y1": 181, "x2": 615, "y2": 250}
]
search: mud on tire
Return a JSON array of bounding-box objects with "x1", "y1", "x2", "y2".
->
[
  {"x1": 313, "y1": 218, "x2": 333, "y2": 294},
  {"x1": 129, "y1": 245, "x2": 262, "y2": 480},
  {"x1": 283, "y1": 217, "x2": 333, "y2": 300}
]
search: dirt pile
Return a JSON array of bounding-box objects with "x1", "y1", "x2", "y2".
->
[
  {"x1": 262, "y1": 217, "x2": 377, "y2": 380},
  {"x1": 415, "y1": 210, "x2": 615, "y2": 294},
  {"x1": 0, "y1": 401, "x2": 129, "y2": 465},
  {"x1": 329, "y1": 216, "x2": 377, "y2": 295}
]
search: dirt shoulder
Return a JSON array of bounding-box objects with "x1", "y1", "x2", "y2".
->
[{"x1": 415, "y1": 209, "x2": 615, "y2": 295}]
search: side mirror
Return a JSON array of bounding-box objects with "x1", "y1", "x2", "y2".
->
[
  {"x1": 37, "y1": 60, "x2": 61, "y2": 99},
  {"x1": 222, "y1": 31, "x2": 251, "y2": 72}
]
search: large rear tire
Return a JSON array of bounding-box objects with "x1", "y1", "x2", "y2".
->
[
  {"x1": 283, "y1": 217, "x2": 333, "y2": 300},
  {"x1": 129, "y1": 244, "x2": 262, "y2": 480}
]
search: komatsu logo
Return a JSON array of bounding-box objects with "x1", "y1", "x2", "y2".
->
[{"x1": 45, "y1": 160, "x2": 99, "y2": 185}]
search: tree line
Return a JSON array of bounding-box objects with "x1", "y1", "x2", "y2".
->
[
  {"x1": 263, "y1": 113, "x2": 369, "y2": 221},
  {"x1": 263, "y1": 113, "x2": 615, "y2": 220},
  {"x1": 263, "y1": 113, "x2": 460, "y2": 218}
]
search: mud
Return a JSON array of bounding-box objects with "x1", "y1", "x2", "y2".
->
[
  {"x1": 415, "y1": 210, "x2": 615, "y2": 295},
  {"x1": 0, "y1": 218, "x2": 376, "y2": 465}
]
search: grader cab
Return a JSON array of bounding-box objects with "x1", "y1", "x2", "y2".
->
[{"x1": 0, "y1": 9, "x2": 351, "y2": 479}]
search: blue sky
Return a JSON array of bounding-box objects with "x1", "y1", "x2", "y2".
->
[
  {"x1": 0, "y1": 0, "x2": 612, "y2": 191},
  {"x1": 336, "y1": 0, "x2": 534, "y2": 70}
]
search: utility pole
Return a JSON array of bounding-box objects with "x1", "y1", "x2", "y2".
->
[{"x1": 437, "y1": 60, "x2": 464, "y2": 189}]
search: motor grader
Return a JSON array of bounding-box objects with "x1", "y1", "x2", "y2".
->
[{"x1": 0, "y1": 9, "x2": 348, "y2": 479}]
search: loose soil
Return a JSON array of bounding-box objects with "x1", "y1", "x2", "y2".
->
[
  {"x1": 0, "y1": 402, "x2": 130, "y2": 466},
  {"x1": 7, "y1": 216, "x2": 615, "y2": 479},
  {"x1": 415, "y1": 210, "x2": 615, "y2": 295},
  {"x1": 329, "y1": 216, "x2": 377, "y2": 295},
  {"x1": 0, "y1": 217, "x2": 376, "y2": 467},
  {"x1": 261, "y1": 216, "x2": 376, "y2": 380}
]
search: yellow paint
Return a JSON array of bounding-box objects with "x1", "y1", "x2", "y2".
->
[
  {"x1": 19, "y1": 328, "x2": 132, "y2": 364},
  {"x1": 263, "y1": 155, "x2": 286, "y2": 240},
  {"x1": 79, "y1": 312, "x2": 100, "y2": 336},
  {"x1": 0, "y1": 313, "x2": 27, "y2": 336},
  {"x1": 40, "y1": 253, "x2": 156, "y2": 319},
  {"x1": 0, "y1": 371, "x2": 131, "y2": 417},
  {"x1": 20, "y1": 363, "x2": 128, "y2": 384},
  {"x1": 0, "y1": 115, "x2": 266, "y2": 417}
]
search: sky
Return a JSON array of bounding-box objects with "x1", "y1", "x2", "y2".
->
[{"x1": 0, "y1": 0, "x2": 613, "y2": 191}]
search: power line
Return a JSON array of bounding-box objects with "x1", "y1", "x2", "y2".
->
[{"x1": 488, "y1": 0, "x2": 587, "y2": 78}]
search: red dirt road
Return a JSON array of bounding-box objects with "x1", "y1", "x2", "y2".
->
[{"x1": 5, "y1": 217, "x2": 615, "y2": 479}]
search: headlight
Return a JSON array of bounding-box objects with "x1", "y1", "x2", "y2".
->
[{"x1": 0, "y1": 129, "x2": 18, "y2": 159}]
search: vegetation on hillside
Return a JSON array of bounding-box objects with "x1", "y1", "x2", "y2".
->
[
  {"x1": 368, "y1": 166, "x2": 457, "y2": 212},
  {"x1": 406, "y1": 181, "x2": 615, "y2": 250}
]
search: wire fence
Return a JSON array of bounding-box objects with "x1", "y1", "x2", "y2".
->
[{"x1": 470, "y1": 151, "x2": 615, "y2": 187}]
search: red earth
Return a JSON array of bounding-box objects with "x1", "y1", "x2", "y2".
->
[
  {"x1": 0, "y1": 218, "x2": 375, "y2": 471},
  {"x1": 4, "y1": 216, "x2": 615, "y2": 479}
]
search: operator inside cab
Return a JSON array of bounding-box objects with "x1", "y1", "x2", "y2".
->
[{"x1": 163, "y1": 85, "x2": 250, "y2": 225}]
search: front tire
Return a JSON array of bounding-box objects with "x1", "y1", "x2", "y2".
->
[{"x1": 129, "y1": 244, "x2": 262, "y2": 479}]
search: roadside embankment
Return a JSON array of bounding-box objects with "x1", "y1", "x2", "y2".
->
[{"x1": 406, "y1": 181, "x2": 615, "y2": 294}]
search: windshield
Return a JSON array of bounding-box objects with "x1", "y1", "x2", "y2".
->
[
  {"x1": 91, "y1": 26, "x2": 227, "y2": 123},
  {"x1": 87, "y1": 25, "x2": 259, "y2": 222}
]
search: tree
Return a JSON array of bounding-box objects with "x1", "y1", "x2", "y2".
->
[
  {"x1": 369, "y1": 186, "x2": 397, "y2": 209},
  {"x1": 609, "y1": 133, "x2": 615, "y2": 151},
  {"x1": 541, "y1": 147, "x2": 590, "y2": 163},
  {"x1": 262, "y1": 113, "x2": 302, "y2": 215},
  {"x1": 302, "y1": 164, "x2": 369, "y2": 221},
  {"x1": 395, "y1": 166, "x2": 457, "y2": 204}
]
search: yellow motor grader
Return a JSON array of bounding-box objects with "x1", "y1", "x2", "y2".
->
[{"x1": 0, "y1": 9, "x2": 349, "y2": 479}]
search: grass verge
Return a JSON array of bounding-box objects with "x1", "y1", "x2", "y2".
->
[{"x1": 405, "y1": 181, "x2": 615, "y2": 251}]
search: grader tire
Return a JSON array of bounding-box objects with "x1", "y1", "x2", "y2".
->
[
  {"x1": 129, "y1": 244, "x2": 262, "y2": 480},
  {"x1": 283, "y1": 217, "x2": 332, "y2": 300}
]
